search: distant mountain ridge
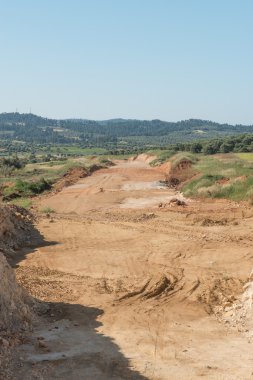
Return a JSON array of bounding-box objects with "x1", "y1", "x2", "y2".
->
[{"x1": 0, "y1": 112, "x2": 252, "y2": 146}]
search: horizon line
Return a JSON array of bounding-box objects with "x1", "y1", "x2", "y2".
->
[{"x1": 0, "y1": 111, "x2": 252, "y2": 127}]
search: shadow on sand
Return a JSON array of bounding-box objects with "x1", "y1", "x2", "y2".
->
[
  {"x1": 10, "y1": 226, "x2": 59, "y2": 268},
  {"x1": 17, "y1": 301, "x2": 149, "y2": 380},
  {"x1": 12, "y1": 227, "x2": 149, "y2": 379}
]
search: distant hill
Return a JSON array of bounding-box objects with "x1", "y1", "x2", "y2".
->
[{"x1": 0, "y1": 112, "x2": 253, "y2": 147}]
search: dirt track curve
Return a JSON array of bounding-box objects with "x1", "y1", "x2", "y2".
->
[{"x1": 13, "y1": 157, "x2": 253, "y2": 379}]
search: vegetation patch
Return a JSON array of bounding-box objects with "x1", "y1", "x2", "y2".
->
[
  {"x1": 182, "y1": 155, "x2": 253, "y2": 201},
  {"x1": 9, "y1": 197, "x2": 32, "y2": 209},
  {"x1": 234, "y1": 153, "x2": 253, "y2": 161},
  {"x1": 163, "y1": 152, "x2": 198, "y2": 187},
  {"x1": 170, "y1": 152, "x2": 197, "y2": 169},
  {"x1": 40, "y1": 206, "x2": 55, "y2": 214},
  {"x1": 183, "y1": 174, "x2": 225, "y2": 197},
  {"x1": 3, "y1": 178, "x2": 51, "y2": 201},
  {"x1": 149, "y1": 150, "x2": 175, "y2": 166}
]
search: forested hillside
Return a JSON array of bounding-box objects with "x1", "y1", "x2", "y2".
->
[{"x1": 1, "y1": 112, "x2": 253, "y2": 149}]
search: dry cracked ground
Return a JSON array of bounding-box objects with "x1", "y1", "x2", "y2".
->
[{"x1": 10, "y1": 156, "x2": 253, "y2": 379}]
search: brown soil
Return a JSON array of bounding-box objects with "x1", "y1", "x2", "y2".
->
[
  {"x1": 165, "y1": 158, "x2": 196, "y2": 188},
  {"x1": 53, "y1": 166, "x2": 89, "y2": 193},
  {"x1": 5, "y1": 158, "x2": 253, "y2": 379},
  {"x1": 0, "y1": 205, "x2": 40, "y2": 379}
]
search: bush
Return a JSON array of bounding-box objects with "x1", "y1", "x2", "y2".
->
[
  {"x1": 40, "y1": 206, "x2": 55, "y2": 214},
  {"x1": 3, "y1": 178, "x2": 52, "y2": 200},
  {"x1": 29, "y1": 178, "x2": 51, "y2": 194},
  {"x1": 171, "y1": 152, "x2": 197, "y2": 169}
]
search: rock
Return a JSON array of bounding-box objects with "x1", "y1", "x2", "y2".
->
[
  {"x1": 38, "y1": 340, "x2": 48, "y2": 349},
  {"x1": 0, "y1": 338, "x2": 9, "y2": 348}
]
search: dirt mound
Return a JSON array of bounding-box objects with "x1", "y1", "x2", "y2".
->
[
  {"x1": 0, "y1": 252, "x2": 33, "y2": 380},
  {"x1": 157, "y1": 160, "x2": 172, "y2": 174},
  {"x1": 215, "y1": 272, "x2": 253, "y2": 334},
  {"x1": 165, "y1": 156, "x2": 195, "y2": 188},
  {"x1": 53, "y1": 167, "x2": 89, "y2": 192},
  {"x1": 198, "y1": 277, "x2": 243, "y2": 314},
  {"x1": 0, "y1": 205, "x2": 36, "y2": 330},
  {"x1": 0, "y1": 205, "x2": 37, "y2": 377},
  {"x1": 0, "y1": 253, "x2": 31, "y2": 334},
  {"x1": 0, "y1": 205, "x2": 37, "y2": 261},
  {"x1": 158, "y1": 195, "x2": 188, "y2": 208},
  {"x1": 53, "y1": 164, "x2": 106, "y2": 193}
]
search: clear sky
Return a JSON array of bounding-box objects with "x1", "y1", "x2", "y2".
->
[{"x1": 1, "y1": 0, "x2": 253, "y2": 124}]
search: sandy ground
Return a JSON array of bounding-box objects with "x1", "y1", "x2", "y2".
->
[{"x1": 12, "y1": 157, "x2": 253, "y2": 379}]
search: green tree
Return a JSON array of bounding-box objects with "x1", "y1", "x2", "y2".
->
[{"x1": 190, "y1": 142, "x2": 202, "y2": 153}]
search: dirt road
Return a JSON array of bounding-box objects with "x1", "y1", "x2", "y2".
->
[{"x1": 14, "y1": 157, "x2": 253, "y2": 379}]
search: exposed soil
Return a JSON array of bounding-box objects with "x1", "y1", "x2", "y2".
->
[
  {"x1": 0, "y1": 205, "x2": 42, "y2": 380},
  {"x1": 165, "y1": 157, "x2": 196, "y2": 188},
  {"x1": 7, "y1": 157, "x2": 253, "y2": 379},
  {"x1": 53, "y1": 166, "x2": 89, "y2": 193}
]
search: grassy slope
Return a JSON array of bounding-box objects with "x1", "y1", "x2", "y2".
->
[
  {"x1": 0, "y1": 157, "x2": 98, "y2": 209},
  {"x1": 182, "y1": 153, "x2": 253, "y2": 201}
]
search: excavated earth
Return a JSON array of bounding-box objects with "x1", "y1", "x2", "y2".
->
[
  {"x1": 0, "y1": 205, "x2": 42, "y2": 379},
  {"x1": 4, "y1": 156, "x2": 253, "y2": 379}
]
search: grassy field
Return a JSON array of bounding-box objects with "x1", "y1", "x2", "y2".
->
[
  {"x1": 147, "y1": 149, "x2": 176, "y2": 166},
  {"x1": 182, "y1": 153, "x2": 253, "y2": 201},
  {"x1": 234, "y1": 153, "x2": 253, "y2": 161},
  {"x1": 194, "y1": 154, "x2": 253, "y2": 177},
  {"x1": 48, "y1": 146, "x2": 108, "y2": 155}
]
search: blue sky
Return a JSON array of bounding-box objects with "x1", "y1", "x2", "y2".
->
[{"x1": 1, "y1": 0, "x2": 253, "y2": 123}]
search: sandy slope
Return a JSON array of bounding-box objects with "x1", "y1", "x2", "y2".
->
[{"x1": 13, "y1": 158, "x2": 253, "y2": 379}]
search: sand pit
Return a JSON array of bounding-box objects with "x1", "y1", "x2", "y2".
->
[
  {"x1": 10, "y1": 157, "x2": 253, "y2": 379},
  {"x1": 38, "y1": 158, "x2": 172, "y2": 213}
]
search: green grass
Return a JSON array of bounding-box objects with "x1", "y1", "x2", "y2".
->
[
  {"x1": 234, "y1": 153, "x2": 253, "y2": 161},
  {"x1": 215, "y1": 176, "x2": 253, "y2": 200},
  {"x1": 104, "y1": 153, "x2": 132, "y2": 160},
  {"x1": 182, "y1": 154, "x2": 253, "y2": 201},
  {"x1": 9, "y1": 197, "x2": 32, "y2": 209},
  {"x1": 0, "y1": 155, "x2": 106, "y2": 206},
  {"x1": 171, "y1": 152, "x2": 197, "y2": 168},
  {"x1": 20, "y1": 158, "x2": 92, "y2": 183},
  {"x1": 183, "y1": 174, "x2": 225, "y2": 196},
  {"x1": 40, "y1": 206, "x2": 55, "y2": 214},
  {"x1": 49, "y1": 146, "x2": 108, "y2": 155},
  {"x1": 193, "y1": 155, "x2": 253, "y2": 177},
  {"x1": 3, "y1": 178, "x2": 52, "y2": 198},
  {"x1": 148, "y1": 149, "x2": 176, "y2": 166}
]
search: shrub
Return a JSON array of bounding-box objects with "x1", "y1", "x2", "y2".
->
[
  {"x1": 3, "y1": 178, "x2": 52, "y2": 200},
  {"x1": 40, "y1": 206, "x2": 55, "y2": 214}
]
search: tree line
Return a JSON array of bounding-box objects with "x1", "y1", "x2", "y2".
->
[{"x1": 171, "y1": 134, "x2": 253, "y2": 154}]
